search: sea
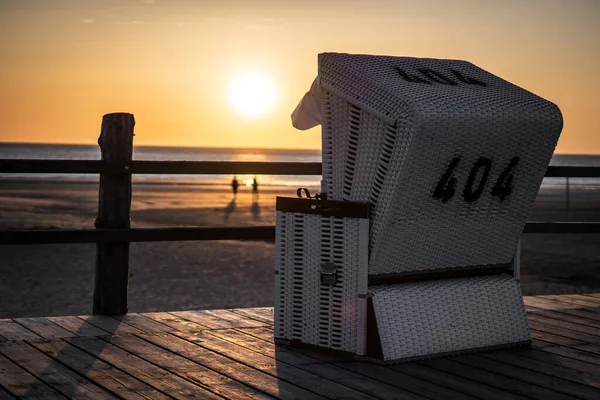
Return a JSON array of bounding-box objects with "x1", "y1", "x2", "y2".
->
[{"x1": 0, "y1": 142, "x2": 599, "y2": 190}]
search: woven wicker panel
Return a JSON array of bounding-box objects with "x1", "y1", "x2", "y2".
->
[
  {"x1": 273, "y1": 211, "x2": 287, "y2": 339},
  {"x1": 321, "y1": 90, "x2": 334, "y2": 196},
  {"x1": 274, "y1": 211, "x2": 369, "y2": 355},
  {"x1": 317, "y1": 53, "x2": 562, "y2": 274},
  {"x1": 370, "y1": 275, "x2": 531, "y2": 362}
]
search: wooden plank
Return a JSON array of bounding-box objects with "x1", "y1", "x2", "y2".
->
[
  {"x1": 201, "y1": 309, "x2": 266, "y2": 328},
  {"x1": 453, "y1": 353, "x2": 600, "y2": 400},
  {"x1": 419, "y1": 356, "x2": 565, "y2": 400},
  {"x1": 174, "y1": 330, "x2": 371, "y2": 399},
  {"x1": 237, "y1": 326, "x2": 478, "y2": 399},
  {"x1": 66, "y1": 336, "x2": 222, "y2": 400},
  {"x1": 231, "y1": 308, "x2": 275, "y2": 325},
  {"x1": 46, "y1": 316, "x2": 110, "y2": 337},
  {"x1": 0, "y1": 341, "x2": 115, "y2": 399},
  {"x1": 170, "y1": 310, "x2": 263, "y2": 330},
  {"x1": 106, "y1": 333, "x2": 273, "y2": 400},
  {"x1": 142, "y1": 312, "x2": 207, "y2": 333},
  {"x1": 243, "y1": 307, "x2": 274, "y2": 321},
  {"x1": 531, "y1": 331, "x2": 600, "y2": 364},
  {"x1": 211, "y1": 328, "x2": 451, "y2": 400},
  {"x1": 483, "y1": 349, "x2": 600, "y2": 385},
  {"x1": 531, "y1": 328, "x2": 590, "y2": 348},
  {"x1": 543, "y1": 295, "x2": 600, "y2": 308},
  {"x1": 30, "y1": 339, "x2": 171, "y2": 400},
  {"x1": 528, "y1": 313, "x2": 600, "y2": 338},
  {"x1": 577, "y1": 343, "x2": 600, "y2": 357},
  {"x1": 111, "y1": 314, "x2": 174, "y2": 333},
  {"x1": 581, "y1": 293, "x2": 600, "y2": 300},
  {"x1": 77, "y1": 315, "x2": 144, "y2": 335},
  {"x1": 0, "y1": 352, "x2": 66, "y2": 399},
  {"x1": 533, "y1": 343, "x2": 600, "y2": 367},
  {"x1": 0, "y1": 319, "x2": 42, "y2": 341},
  {"x1": 0, "y1": 387, "x2": 15, "y2": 400},
  {"x1": 235, "y1": 327, "x2": 275, "y2": 341},
  {"x1": 526, "y1": 306, "x2": 600, "y2": 330},
  {"x1": 537, "y1": 295, "x2": 600, "y2": 313},
  {"x1": 529, "y1": 319, "x2": 600, "y2": 347},
  {"x1": 13, "y1": 318, "x2": 78, "y2": 339},
  {"x1": 167, "y1": 311, "x2": 216, "y2": 329},
  {"x1": 567, "y1": 294, "x2": 600, "y2": 304},
  {"x1": 529, "y1": 315, "x2": 600, "y2": 344},
  {"x1": 145, "y1": 332, "x2": 326, "y2": 400},
  {"x1": 525, "y1": 297, "x2": 600, "y2": 322},
  {"x1": 391, "y1": 361, "x2": 522, "y2": 400}
]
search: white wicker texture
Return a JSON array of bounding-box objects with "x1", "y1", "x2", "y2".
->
[
  {"x1": 370, "y1": 275, "x2": 530, "y2": 362},
  {"x1": 321, "y1": 90, "x2": 334, "y2": 196},
  {"x1": 274, "y1": 210, "x2": 369, "y2": 355},
  {"x1": 317, "y1": 53, "x2": 563, "y2": 275}
]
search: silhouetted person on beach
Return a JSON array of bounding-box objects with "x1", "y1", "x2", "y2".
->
[
  {"x1": 231, "y1": 176, "x2": 239, "y2": 196},
  {"x1": 252, "y1": 176, "x2": 259, "y2": 197}
]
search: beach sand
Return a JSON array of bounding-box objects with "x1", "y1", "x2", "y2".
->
[{"x1": 1, "y1": 180, "x2": 599, "y2": 318}]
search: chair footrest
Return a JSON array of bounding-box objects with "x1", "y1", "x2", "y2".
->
[{"x1": 369, "y1": 275, "x2": 530, "y2": 362}]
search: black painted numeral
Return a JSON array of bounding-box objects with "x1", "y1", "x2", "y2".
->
[
  {"x1": 395, "y1": 67, "x2": 432, "y2": 84},
  {"x1": 491, "y1": 156, "x2": 520, "y2": 201},
  {"x1": 433, "y1": 157, "x2": 461, "y2": 203},
  {"x1": 418, "y1": 68, "x2": 457, "y2": 85},
  {"x1": 450, "y1": 69, "x2": 487, "y2": 87},
  {"x1": 395, "y1": 66, "x2": 487, "y2": 87},
  {"x1": 463, "y1": 157, "x2": 492, "y2": 203},
  {"x1": 433, "y1": 157, "x2": 519, "y2": 203}
]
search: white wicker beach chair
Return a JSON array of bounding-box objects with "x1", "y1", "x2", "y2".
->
[{"x1": 277, "y1": 53, "x2": 563, "y2": 362}]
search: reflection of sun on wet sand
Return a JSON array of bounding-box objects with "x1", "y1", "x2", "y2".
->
[{"x1": 0, "y1": 180, "x2": 599, "y2": 318}]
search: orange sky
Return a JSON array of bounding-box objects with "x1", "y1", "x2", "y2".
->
[{"x1": 1, "y1": 0, "x2": 598, "y2": 153}]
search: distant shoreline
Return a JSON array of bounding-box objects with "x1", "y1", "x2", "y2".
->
[
  {"x1": 0, "y1": 175, "x2": 595, "y2": 192},
  {"x1": 0, "y1": 177, "x2": 321, "y2": 191}
]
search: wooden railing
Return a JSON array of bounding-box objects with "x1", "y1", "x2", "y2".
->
[{"x1": 1, "y1": 113, "x2": 599, "y2": 315}]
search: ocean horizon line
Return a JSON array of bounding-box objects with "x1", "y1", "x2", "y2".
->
[{"x1": 0, "y1": 141, "x2": 598, "y2": 157}]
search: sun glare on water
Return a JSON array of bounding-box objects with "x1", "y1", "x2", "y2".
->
[{"x1": 228, "y1": 71, "x2": 277, "y2": 117}]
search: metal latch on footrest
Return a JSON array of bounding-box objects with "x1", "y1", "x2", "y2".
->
[{"x1": 320, "y1": 262, "x2": 338, "y2": 285}]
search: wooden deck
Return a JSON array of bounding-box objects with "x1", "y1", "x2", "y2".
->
[{"x1": 0, "y1": 294, "x2": 599, "y2": 399}]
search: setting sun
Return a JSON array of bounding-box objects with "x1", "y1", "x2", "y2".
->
[{"x1": 228, "y1": 72, "x2": 277, "y2": 118}]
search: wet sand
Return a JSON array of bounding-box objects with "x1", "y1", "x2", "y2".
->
[{"x1": 0, "y1": 180, "x2": 599, "y2": 318}]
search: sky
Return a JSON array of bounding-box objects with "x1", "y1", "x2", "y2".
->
[{"x1": 0, "y1": 0, "x2": 598, "y2": 153}]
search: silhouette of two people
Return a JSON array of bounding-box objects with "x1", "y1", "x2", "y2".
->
[
  {"x1": 227, "y1": 175, "x2": 260, "y2": 221},
  {"x1": 231, "y1": 175, "x2": 258, "y2": 197}
]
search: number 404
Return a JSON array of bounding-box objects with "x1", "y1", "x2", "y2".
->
[{"x1": 433, "y1": 156, "x2": 520, "y2": 203}]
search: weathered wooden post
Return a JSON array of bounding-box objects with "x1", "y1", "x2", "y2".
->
[{"x1": 93, "y1": 113, "x2": 135, "y2": 315}]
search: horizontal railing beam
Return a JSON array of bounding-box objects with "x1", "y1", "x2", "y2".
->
[
  {"x1": 0, "y1": 160, "x2": 323, "y2": 175},
  {"x1": 0, "y1": 222, "x2": 599, "y2": 245},
  {"x1": 0, "y1": 226, "x2": 276, "y2": 245},
  {"x1": 1, "y1": 160, "x2": 599, "y2": 178},
  {"x1": 130, "y1": 161, "x2": 323, "y2": 175},
  {"x1": 0, "y1": 160, "x2": 115, "y2": 174},
  {"x1": 543, "y1": 166, "x2": 600, "y2": 178},
  {"x1": 522, "y1": 221, "x2": 600, "y2": 234}
]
